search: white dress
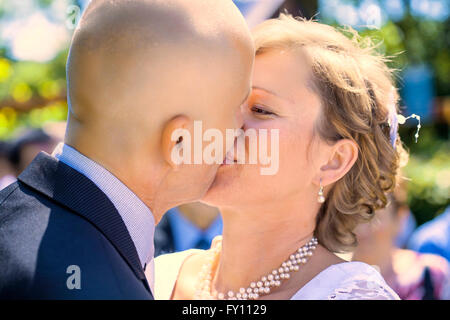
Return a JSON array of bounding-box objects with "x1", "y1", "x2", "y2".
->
[{"x1": 152, "y1": 249, "x2": 401, "y2": 300}]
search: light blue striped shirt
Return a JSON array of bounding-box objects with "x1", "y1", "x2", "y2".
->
[{"x1": 52, "y1": 143, "x2": 155, "y2": 290}]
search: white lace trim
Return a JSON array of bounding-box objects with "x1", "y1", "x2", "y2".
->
[{"x1": 327, "y1": 279, "x2": 398, "y2": 300}]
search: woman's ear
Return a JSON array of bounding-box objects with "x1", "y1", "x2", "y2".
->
[
  {"x1": 161, "y1": 115, "x2": 192, "y2": 169},
  {"x1": 318, "y1": 139, "x2": 358, "y2": 186}
]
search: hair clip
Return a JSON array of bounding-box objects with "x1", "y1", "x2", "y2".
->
[
  {"x1": 397, "y1": 114, "x2": 421, "y2": 143},
  {"x1": 386, "y1": 87, "x2": 421, "y2": 148}
]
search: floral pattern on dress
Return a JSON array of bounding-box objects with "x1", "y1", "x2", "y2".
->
[{"x1": 328, "y1": 279, "x2": 398, "y2": 300}]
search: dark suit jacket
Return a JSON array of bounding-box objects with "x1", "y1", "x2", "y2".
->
[{"x1": 0, "y1": 152, "x2": 153, "y2": 299}]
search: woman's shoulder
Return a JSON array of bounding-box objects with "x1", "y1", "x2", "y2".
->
[
  {"x1": 154, "y1": 249, "x2": 204, "y2": 300},
  {"x1": 291, "y1": 261, "x2": 400, "y2": 300},
  {"x1": 155, "y1": 249, "x2": 202, "y2": 264}
]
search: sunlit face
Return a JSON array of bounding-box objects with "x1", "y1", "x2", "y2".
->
[{"x1": 202, "y1": 50, "x2": 325, "y2": 209}]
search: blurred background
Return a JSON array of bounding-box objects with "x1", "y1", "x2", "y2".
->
[{"x1": 0, "y1": 0, "x2": 449, "y2": 299}]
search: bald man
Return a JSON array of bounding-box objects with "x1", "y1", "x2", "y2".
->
[{"x1": 0, "y1": 0, "x2": 253, "y2": 299}]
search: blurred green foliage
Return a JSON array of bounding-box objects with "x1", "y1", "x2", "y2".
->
[
  {"x1": 358, "y1": 16, "x2": 449, "y2": 96},
  {"x1": 400, "y1": 125, "x2": 450, "y2": 225},
  {"x1": 0, "y1": 49, "x2": 68, "y2": 140}
]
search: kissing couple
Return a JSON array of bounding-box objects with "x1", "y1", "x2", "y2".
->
[{"x1": 0, "y1": 0, "x2": 405, "y2": 300}]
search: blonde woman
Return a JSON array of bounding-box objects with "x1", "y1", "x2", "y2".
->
[{"x1": 152, "y1": 15, "x2": 407, "y2": 300}]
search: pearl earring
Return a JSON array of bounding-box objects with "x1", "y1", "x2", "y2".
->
[{"x1": 318, "y1": 179, "x2": 325, "y2": 203}]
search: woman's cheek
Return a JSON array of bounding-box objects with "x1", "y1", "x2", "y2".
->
[
  {"x1": 280, "y1": 124, "x2": 306, "y2": 165},
  {"x1": 280, "y1": 131, "x2": 314, "y2": 196}
]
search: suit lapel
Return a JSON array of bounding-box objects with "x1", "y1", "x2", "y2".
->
[{"x1": 18, "y1": 152, "x2": 150, "y2": 289}]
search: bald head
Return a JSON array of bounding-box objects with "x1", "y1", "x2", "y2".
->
[{"x1": 66, "y1": 0, "x2": 253, "y2": 128}]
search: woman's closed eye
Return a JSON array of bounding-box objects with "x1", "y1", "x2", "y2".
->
[{"x1": 250, "y1": 105, "x2": 276, "y2": 117}]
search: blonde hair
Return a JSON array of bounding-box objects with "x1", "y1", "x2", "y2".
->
[{"x1": 253, "y1": 14, "x2": 408, "y2": 252}]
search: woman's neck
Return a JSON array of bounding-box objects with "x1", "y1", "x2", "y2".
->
[{"x1": 212, "y1": 200, "x2": 317, "y2": 294}]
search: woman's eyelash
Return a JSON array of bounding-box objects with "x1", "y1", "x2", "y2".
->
[{"x1": 251, "y1": 105, "x2": 274, "y2": 116}]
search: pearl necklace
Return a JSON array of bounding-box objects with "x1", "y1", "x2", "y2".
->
[{"x1": 194, "y1": 237, "x2": 318, "y2": 300}]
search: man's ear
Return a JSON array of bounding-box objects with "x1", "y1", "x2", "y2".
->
[
  {"x1": 161, "y1": 115, "x2": 191, "y2": 169},
  {"x1": 317, "y1": 139, "x2": 358, "y2": 186}
]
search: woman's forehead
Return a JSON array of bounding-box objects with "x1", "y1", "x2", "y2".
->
[{"x1": 253, "y1": 51, "x2": 313, "y2": 98}]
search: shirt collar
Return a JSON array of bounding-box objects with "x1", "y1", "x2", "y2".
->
[
  {"x1": 52, "y1": 143, "x2": 155, "y2": 269},
  {"x1": 168, "y1": 207, "x2": 222, "y2": 252}
]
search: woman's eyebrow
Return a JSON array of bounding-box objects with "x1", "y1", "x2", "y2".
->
[{"x1": 252, "y1": 86, "x2": 293, "y2": 103}]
